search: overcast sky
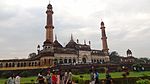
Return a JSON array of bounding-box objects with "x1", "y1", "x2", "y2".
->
[{"x1": 0, "y1": 0, "x2": 150, "y2": 59}]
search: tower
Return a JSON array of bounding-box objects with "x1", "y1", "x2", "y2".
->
[
  {"x1": 43, "y1": 3, "x2": 54, "y2": 49},
  {"x1": 100, "y1": 21, "x2": 109, "y2": 55}
]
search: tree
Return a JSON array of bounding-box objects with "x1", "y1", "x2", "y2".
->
[
  {"x1": 139, "y1": 57, "x2": 150, "y2": 64},
  {"x1": 109, "y1": 51, "x2": 121, "y2": 64},
  {"x1": 109, "y1": 51, "x2": 120, "y2": 57}
]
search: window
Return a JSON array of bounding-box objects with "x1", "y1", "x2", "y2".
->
[
  {"x1": 97, "y1": 60, "x2": 99, "y2": 63},
  {"x1": 21, "y1": 63, "x2": 23, "y2": 67},
  {"x1": 54, "y1": 59, "x2": 58, "y2": 64},
  {"x1": 9, "y1": 63, "x2": 11, "y2": 67},
  {"x1": 0, "y1": 63, "x2": 2, "y2": 67},
  {"x1": 44, "y1": 59, "x2": 46, "y2": 64},
  {"x1": 38, "y1": 62, "x2": 40, "y2": 66},
  {"x1": 94, "y1": 59, "x2": 96, "y2": 63},
  {"x1": 73, "y1": 59, "x2": 76, "y2": 63},
  {"x1": 35, "y1": 62, "x2": 37, "y2": 66},
  {"x1": 6, "y1": 63, "x2": 8, "y2": 67},
  {"x1": 49, "y1": 59, "x2": 51, "y2": 64},
  {"x1": 59, "y1": 59, "x2": 63, "y2": 64},
  {"x1": 69, "y1": 59, "x2": 72, "y2": 63},
  {"x1": 24, "y1": 63, "x2": 26, "y2": 67},
  {"x1": 17, "y1": 63, "x2": 20, "y2": 67},
  {"x1": 12, "y1": 63, "x2": 15, "y2": 67},
  {"x1": 29, "y1": 63, "x2": 31, "y2": 66},
  {"x1": 32, "y1": 62, "x2": 34, "y2": 66},
  {"x1": 64, "y1": 59, "x2": 67, "y2": 63}
]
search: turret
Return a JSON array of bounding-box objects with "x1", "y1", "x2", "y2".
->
[{"x1": 100, "y1": 21, "x2": 109, "y2": 55}]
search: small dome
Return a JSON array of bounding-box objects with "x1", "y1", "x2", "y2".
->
[
  {"x1": 37, "y1": 45, "x2": 40, "y2": 48},
  {"x1": 54, "y1": 40, "x2": 63, "y2": 48},
  {"x1": 65, "y1": 40, "x2": 77, "y2": 49},
  {"x1": 47, "y1": 4, "x2": 52, "y2": 9},
  {"x1": 101, "y1": 21, "x2": 104, "y2": 25}
]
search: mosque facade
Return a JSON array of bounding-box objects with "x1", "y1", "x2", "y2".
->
[{"x1": 0, "y1": 3, "x2": 109, "y2": 69}]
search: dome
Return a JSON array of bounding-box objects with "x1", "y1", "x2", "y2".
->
[
  {"x1": 47, "y1": 4, "x2": 52, "y2": 9},
  {"x1": 101, "y1": 21, "x2": 104, "y2": 25},
  {"x1": 53, "y1": 40, "x2": 63, "y2": 48},
  {"x1": 65, "y1": 40, "x2": 77, "y2": 49}
]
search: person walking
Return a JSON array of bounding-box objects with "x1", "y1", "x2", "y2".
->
[
  {"x1": 59, "y1": 69, "x2": 64, "y2": 84},
  {"x1": 105, "y1": 72, "x2": 112, "y2": 84},
  {"x1": 7, "y1": 76, "x2": 15, "y2": 84},
  {"x1": 64, "y1": 70, "x2": 68, "y2": 84},
  {"x1": 51, "y1": 71, "x2": 57, "y2": 84},
  {"x1": 90, "y1": 69, "x2": 95, "y2": 84},
  {"x1": 37, "y1": 74, "x2": 45, "y2": 84},
  {"x1": 95, "y1": 70, "x2": 100, "y2": 84},
  {"x1": 67, "y1": 70, "x2": 72, "y2": 84},
  {"x1": 45, "y1": 73, "x2": 51, "y2": 84},
  {"x1": 15, "y1": 76, "x2": 20, "y2": 84}
]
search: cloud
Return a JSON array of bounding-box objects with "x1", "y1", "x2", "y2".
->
[{"x1": 0, "y1": 0, "x2": 150, "y2": 59}]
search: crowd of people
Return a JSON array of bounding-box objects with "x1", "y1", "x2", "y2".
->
[
  {"x1": 36, "y1": 69, "x2": 73, "y2": 84},
  {"x1": 89, "y1": 66, "x2": 113, "y2": 84},
  {"x1": 7, "y1": 75, "x2": 20, "y2": 84},
  {"x1": 6, "y1": 67, "x2": 113, "y2": 84}
]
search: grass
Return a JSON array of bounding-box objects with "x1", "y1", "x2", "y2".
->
[
  {"x1": 0, "y1": 76, "x2": 37, "y2": 84},
  {"x1": 73, "y1": 71, "x2": 150, "y2": 80},
  {"x1": 0, "y1": 71, "x2": 150, "y2": 83}
]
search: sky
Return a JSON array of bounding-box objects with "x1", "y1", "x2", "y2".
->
[{"x1": 0, "y1": 0, "x2": 150, "y2": 59}]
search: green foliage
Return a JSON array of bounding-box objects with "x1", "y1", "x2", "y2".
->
[
  {"x1": 72, "y1": 76, "x2": 79, "y2": 83},
  {"x1": 109, "y1": 51, "x2": 121, "y2": 64},
  {"x1": 72, "y1": 71, "x2": 150, "y2": 80},
  {"x1": 19, "y1": 71, "x2": 32, "y2": 77},
  {"x1": 136, "y1": 79, "x2": 150, "y2": 84},
  {"x1": 20, "y1": 77, "x2": 36, "y2": 84},
  {"x1": 0, "y1": 78, "x2": 7, "y2": 84},
  {"x1": 0, "y1": 71, "x2": 10, "y2": 78}
]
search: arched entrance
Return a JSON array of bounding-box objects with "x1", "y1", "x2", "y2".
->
[
  {"x1": 59, "y1": 59, "x2": 63, "y2": 64},
  {"x1": 64, "y1": 59, "x2": 67, "y2": 64},
  {"x1": 73, "y1": 59, "x2": 76, "y2": 63},
  {"x1": 69, "y1": 59, "x2": 72, "y2": 63},
  {"x1": 54, "y1": 59, "x2": 58, "y2": 65},
  {"x1": 82, "y1": 58, "x2": 86, "y2": 63}
]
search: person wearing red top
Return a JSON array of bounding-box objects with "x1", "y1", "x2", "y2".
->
[{"x1": 52, "y1": 71, "x2": 57, "y2": 84}]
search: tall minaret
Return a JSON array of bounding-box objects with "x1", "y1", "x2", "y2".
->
[
  {"x1": 100, "y1": 21, "x2": 109, "y2": 55},
  {"x1": 43, "y1": 2, "x2": 54, "y2": 49}
]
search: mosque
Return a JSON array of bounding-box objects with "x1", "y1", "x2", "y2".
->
[{"x1": 0, "y1": 3, "x2": 109, "y2": 69}]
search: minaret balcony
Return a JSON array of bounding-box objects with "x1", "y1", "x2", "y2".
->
[
  {"x1": 45, "y1": 25, "x2": 54, "y2": 29},
  {"x1": 101, "y1": 37, "x2": 107, "y2": 39}
]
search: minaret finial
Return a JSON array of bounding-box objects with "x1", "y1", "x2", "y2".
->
[
  {"x1": 49, "y1": 0, "x2": 50, "y2": 4},
  {"x1": 84, "y1": 40, "x2": 86, "y2": 45},
  {"x1": 89, "y1": 41, "x2": 91, "y2": 45},
  {"x1": 77, "y1": 39, "x2": 79, "y2": 43},
  {"x1": 71, "y1": 34, "x2": 73, "y2": 41},
  {"x1": 37, "y1": 45, "x2": 40, "y2": 54},
  {"x1": 101, "y1": 20, "x2": 104, "y2": 26},
  {"x1": 55, "y1": 34, "x2": 57, "y2": 40}
]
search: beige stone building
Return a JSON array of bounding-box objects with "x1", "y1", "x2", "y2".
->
[{"x1": 0, "y1": 3, "x2": 109, "y2": 69}]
